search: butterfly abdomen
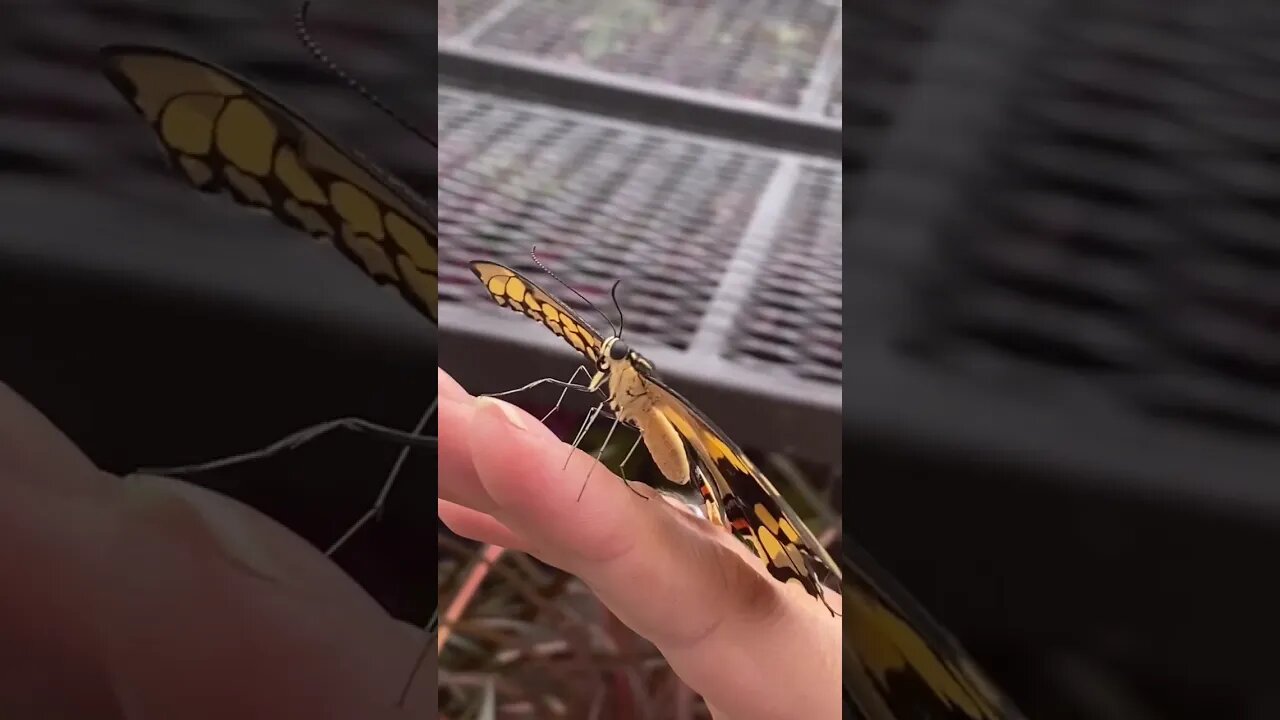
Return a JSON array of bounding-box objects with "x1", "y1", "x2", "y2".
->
[{"x1": 633, "y1": 409, "x2": 690, "y2": 486}]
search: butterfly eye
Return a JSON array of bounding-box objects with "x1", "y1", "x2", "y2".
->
[{"x1": 609, "y1": 339, "x2": 630, "y2": 360}]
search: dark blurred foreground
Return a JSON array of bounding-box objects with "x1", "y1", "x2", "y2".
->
[{"x1": 847, "y1": 1, "x2": 1280, "y2": 718}]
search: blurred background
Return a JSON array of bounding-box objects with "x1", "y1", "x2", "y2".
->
[
  {"x1": 2, "y1": 0, "x2": 1279, "y2": 718},
  {"x1": 438, "y1": 1, "x2": 840, "y2": 717}
]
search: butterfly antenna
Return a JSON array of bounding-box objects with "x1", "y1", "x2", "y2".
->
[
  {"x1": 295, "y1": 1, "x2": 437, "y2": 149},
  {"x1": 530, "y1": 246, "x2": 618, "y2": 336},
  {"x1": 610, "y1": 279, "x2": 625, "y2": 339}
]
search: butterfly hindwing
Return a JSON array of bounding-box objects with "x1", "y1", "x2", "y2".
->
[
  {"x1": 645, "y1": 378, "x2": 841, "y2": 605},
  {"x1": 100, "y1": 44, "x2": 438, "y2": 323},
  {"x1": 469, "y1": 261, "x2": 606, "y2": 367},
  {"x1": 842, "y1": 541, "x2": 1018, "y2": 719}
]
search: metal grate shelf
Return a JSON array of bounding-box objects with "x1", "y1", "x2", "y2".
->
[
  {"x1": 446, "y1": 0, "x2": 840, "y2": 110},
  {"x1": 724, "y1": 163, "x2": 842, "y2": 384},
  {"x1": 440, "y1": 87, "x2": 782, "y2": 352},
  {"x1": 902, "y1": 0, "x2": 1280, "y2": 440},
  {"x1": 437, "y1": 85, "x2": 841, "y2": 460}
]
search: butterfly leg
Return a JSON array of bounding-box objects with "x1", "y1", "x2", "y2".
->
[
  {"x1": 481, "y1": 367, "x2": 593, "y2": 411},
  {"x1": 615, "y1": 432, "x2": 648, "y2": 499},
  {"x1": 325, "y1": 397, "x2": 437, "y2": 555},
  {"x1": 135, "y1": 413, "x2": 436, "y2": 477},
  {"x1": 538, "y1": 365, "x2": 593, "y2": 424},
  {"x1": 577, "y1": 412, "x2": 621, "y2": 501},
  {"x1": 565, "y1": 401, "x2": 605, "y2": 470}
]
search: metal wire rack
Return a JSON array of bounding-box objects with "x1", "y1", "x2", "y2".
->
[
  {"x1": 443, "y1": 0, "x2": 841, "y2": 110},
  {"x1": 437, "y1": 84, "x2": 842, "y2": 460},
  {"x1": 903, "y1": 1, "x2": 1280, "y2": 439}
]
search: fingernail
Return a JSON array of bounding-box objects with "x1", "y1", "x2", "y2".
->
[
  {"x1": 477, "y1": 396, "x2": 527, "y2": 431},
  {"x1": 438, "y1": 367, "x2": 471, "y2": 402}
]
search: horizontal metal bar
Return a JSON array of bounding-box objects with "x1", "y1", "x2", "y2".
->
[
  {"x1": 439, "y1": 303, "x2": 840, "y2": 464},
  {"x1": 438, "y1": 40, "x2": 842, "y2": 158}
]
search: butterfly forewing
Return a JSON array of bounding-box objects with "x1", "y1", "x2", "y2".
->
[
  {"x1": 469, "y1": 261, "x2": 606, "y2": 366},
  {"x1": 100, "y1": 45, "x2": 438, "y2": 323}
]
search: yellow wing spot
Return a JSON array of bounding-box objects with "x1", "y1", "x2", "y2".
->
[
  {"x1": 330, "y1": 181, "x2": 384, "y2": 239},
  {"x1": 303, "y1": 130, "x2": 418, "y2": 223},
  {"x1": 282, "y1": 197, "x2": 334, "y2": 237},
  {"x1": 177, "y1": 155, "x2": 214, "y2": 186},
  {"x1": 341, "y1": 226, "x2": 396, "y2": 279},
  {"x1": 385, "y1": 212, "x2": 437, "y2": 269},
  {"x1": 707, "y1": 435, "x2": 752, "y2": 474},
  {"x1": 754, "y1": 504, "x2": 781, "y2": 535},
  {"x1": 215, "y1": 97, "x2": 276, "y2": 176},
  {"x1": 396, "y1": 255, "x2": 439, "y2": 312},
  {"x1": 783, "y1": 543, "x2": 809, "y2": 575},
  {"x1": 223, "y1": 165, "x2": 272, "y2": 207},
  {"x1": 777, "y1": 517, "x2": 801, "y2": 544},
  {"x1": 486, "y1": 276, "x2": 507, "y2": 298},
  {"x1": 117, "y1": 55, "x2": 243, "y2": 119},
  {"x1": 757, "y1": 527, "x2": 802, "y2": 574},
  {"x1": 846, "y1": 589, "x2": 1004, "y2": 719},
  {"x1": 662, "y1": 407, "x2": 697, "y2": 446},
  {"x1": 159, "y1": 95, "x2": 222, "y2": 155},
  {"x1": 274, "y1": 146, "x2": 327, "y2": 205},
  {"x1": 505, "y1": 277, "x2": 528, "y2": 303},
  {"x1": 542, "y1": 303, "x2": 560, "y2": 323}
]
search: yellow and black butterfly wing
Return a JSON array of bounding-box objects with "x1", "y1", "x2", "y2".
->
[
  {"x1": 642, "y1": 375, "x2": 841, "y2": 607},
  {"x1": 469, "y1": 261, "x2": 607, "y2": 367},
  {"x1": 842, "y1": 541, "x2": 1022, "y2": 720},
  {"x1": 100, "y1": 44, "x2": 438, "y2": 323}
]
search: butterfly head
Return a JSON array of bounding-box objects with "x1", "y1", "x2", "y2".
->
[
  {"x1": 601, "y1": 336, "x2": 653, "y2": 372},
  {"x1": 589, "y1": 335, "x2": 656, "y2": 392}
]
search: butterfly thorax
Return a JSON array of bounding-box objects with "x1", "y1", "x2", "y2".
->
[{"x1": 589, "y1": 337, "x2": 692, "y2": 485}]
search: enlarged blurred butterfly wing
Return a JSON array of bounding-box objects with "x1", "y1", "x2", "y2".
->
[
  {"x1": 644, "y1": 376, "x2": 841, "y2": 605},
  {"x1": 841, "y1": 541, "x2": 1023, "y2": 720},
  {"x1": 100, "y1": 45, "x2": 438, "y2": 323},
  {"x1": 469, "y1": 261, "x2": 606, "y2": 367}
]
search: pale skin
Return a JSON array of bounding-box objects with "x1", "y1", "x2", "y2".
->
[
  {"x1": 0, "y1": 381, "x2": 431, "y2": 718},
  {"x1": 437, "y1": 368, "x2": 842, "y2": 720},
  {"x1": 0, "y1": 367, "x2": 839, "y2": 718}
]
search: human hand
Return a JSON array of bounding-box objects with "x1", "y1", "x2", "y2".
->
[
  {"x1": 0, "y1": 382, "x2": 432, "y2": 719},
  {"x1": 436, "y1": 368, "x2": 841, "y2": 720}
]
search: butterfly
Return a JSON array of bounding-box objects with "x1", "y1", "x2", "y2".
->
[
  {"x1": 469, "y1": 260, "x2": 842, "y2": 613},
  {"x1": 100, "y1": 38, "x2": 440, "y2": 708},
  {"x1": 841, "y1": 540, "x2": 1025, "y2": 719},
  {"x1": 99, "y1": 44, "x2": 438, "y2": 323}
]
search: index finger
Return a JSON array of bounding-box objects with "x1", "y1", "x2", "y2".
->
[{"x1": 467, "y1": 396, "x2": 840, "y2": 720}]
